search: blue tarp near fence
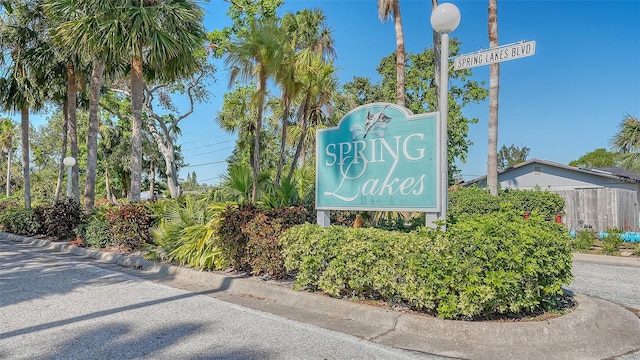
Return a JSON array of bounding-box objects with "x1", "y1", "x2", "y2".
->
[{"x1": 569, "y1": 230, "x2": 640, "y2": 243}]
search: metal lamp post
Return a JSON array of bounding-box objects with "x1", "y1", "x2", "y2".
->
[
  {"x1": 63, "y1": 156, "x2": 76, "y2": 198},
  {"x1": 430, "y1": 3, "x2": 461, "y2": 227}
]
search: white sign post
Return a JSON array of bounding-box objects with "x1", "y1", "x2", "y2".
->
[{"x1": 454, "y1": 40, "x2": 536, "y2": 70}]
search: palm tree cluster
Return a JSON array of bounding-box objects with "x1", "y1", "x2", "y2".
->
[
  {"x1": 0, "y1": 0, "x2": 207, "y2": 210},
  {"x1": 220, "y1": 8, "x2": 338, "y2": 202}
]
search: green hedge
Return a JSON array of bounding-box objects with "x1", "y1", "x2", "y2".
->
[
  {"x1": 449, "y1": 186, "x2": 565, "y2": 221},
  {"x1": 0, "y1": 207, "x2": 40, "y2": 235},
  {"x1": 281, "y1": 210, "x2": 573, "y2": 319}
]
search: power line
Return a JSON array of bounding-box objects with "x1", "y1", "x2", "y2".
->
[
  {"x1": 182, "y1": 159, "x2": 228, "y2": 168},
  {"x1": 182, "y1": 139, "x2": 235, "y2": 152},
  {"x1": 187, "y1": 146, "x2": 234, "y2": 158}
]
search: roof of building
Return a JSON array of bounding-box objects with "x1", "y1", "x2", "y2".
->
[{"x1": 462, "y1": 158, "x2": 640, "y2": 186}]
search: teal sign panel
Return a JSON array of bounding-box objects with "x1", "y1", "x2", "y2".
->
[{"x1": 316, "y1": 103, "x2": 440, "y2": 211}]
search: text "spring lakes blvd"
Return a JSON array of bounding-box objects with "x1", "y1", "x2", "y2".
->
[{"x1": 454, "y1": 41, "x2": 536, "y2": 70}]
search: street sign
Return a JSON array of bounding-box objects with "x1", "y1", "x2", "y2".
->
[{"x1": 454, "y1": 40, "x2": 536, "y2": 70}]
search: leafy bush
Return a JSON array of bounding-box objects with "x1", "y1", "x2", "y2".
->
[
  {"x1": 448, "y1": 186, "x2": 500, "y2": 219},
  {"x1": 215, "y1": 203, "x2": 256, "y2": 271},
  {"x1": 571, "y1": 229, "x2": 595, "y2": 252},
  {"x1": 281, "y1": 210, "x2": 573, "y2": 319},
  {"x1": 82, "y1": 219, "x2": 114, "y2": 248},
  {"x1": 105, "y1": 203, "x2": 155, "y2": 250},
  {"x1": 601, "y1": 228, "x2": 624, "y2": 255},
  {"x1": 500, "y1": 188, "x2": 565, "y2": 221},
  {"x1": 0, "y1": 207, "x2": 40, "y2": 235},
  {"x1": 449, "y1": 186, "x2": 565, "y2": 222},
  {"x1": 241, "y1": 205, "x2": 314, "y2": 278},
  {"x1": 34, "y1": 199, "x2": 85, "y2": 240},
  {"x1": 0, "y1": 197, "x2": 20, "y2": 214}
]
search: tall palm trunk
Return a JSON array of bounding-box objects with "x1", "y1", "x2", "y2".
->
[
  {"x1": 288, "y1": 93, "x2": 311, "y2": 182},
  {"x1": 393, "y1": 1, "x2": 406, "y2": 107},
  {"x1": 251, "y1": 74, "x2": 267, "y2": 202},
  {"x1": 487, "y1": 0, "x2": 500, "y2": 196},
  {"x1": 84, "y1": 60, "x2": 105, "y2": 211},
  {"x1": 149, "y1": 160, "x2": 156, "y2": 201},
  {"x1": 275, "y1": 98, "x2": 291, "y2": 187},
  {"x1": 5, "y1": 138, "x2": 11, "y2": 197},
  {"x1": 54, "y1": 99, "x2": 69, "y2": 202},
  {"x1": 67, "y1": 62, "x2": 80, "y2": 202},
  {"x1": 20, "y1": 106, "x2": 30, "y2": 209},
  {"x1": 130, "y1": 53, "x2": 144, "y2": 202}
]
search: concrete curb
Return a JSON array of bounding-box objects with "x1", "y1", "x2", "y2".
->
[
  {"x1": 3, "y1": 232, "x2": 640, "y2": 360},
  {"x1": 573, "y1": 252, "x2": 640, "y2": 267}
]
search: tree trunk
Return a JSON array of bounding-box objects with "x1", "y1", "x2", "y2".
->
[
  {"x1": 130, "y1": 53, "x2": 144, "y2": 202},
  {"x1": 143, "y1": 116, "x2": 181, "y2": 199},
  {"x1": 84, "y1": 60, "x2": 105, "y2": 211},
  {"x1": 67, "y1": 62, "x2": 80, "y2": 202},
  {"x1": 54, "y1": 99, "x2": 69, "y2": 203},
  {"x1": 393, "y1": 1, "x2": 406, "y2": 107},
  {"x1": 275, "y1": 99, "x2": 290, "y2": 187},
  {"x1": 288, "y1": 94, "x2": 311, "y2": 181},
  {"x1": 251, "y1": 75, "x2": 266, "y2": 202},
  {"x1": 20, "y1": 106, "x2": 30, "y2": 209},
  {"x1": 149, "y1": 160, "x2": 156, "y2": 201},
  {"x1": 164, "y1": 153, "x2": 181, "y2": 199},
  {"x1": 5, "y1": 139, "x2": 11, "y2": 197},
  {"x1": 105, "y1": 164, "x2": 115, "y2": 203},
  {"x1": 487, "y1": 0, "x2": 500, "y2": 196}
]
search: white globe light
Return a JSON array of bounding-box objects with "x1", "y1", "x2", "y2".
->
[
  {"x1": 63, "y1": 156, "x2": 76, "y2": 167},
  {"x1": 430, "y1": 3, "x2": 461, "y2": 34}
]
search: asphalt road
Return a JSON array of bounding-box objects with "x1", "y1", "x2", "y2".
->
[
  {"x1": 0, "y1": 240, "x2": 441, "y2": 360},
  {"x1": 2, "y1": 238, "x2": 639, "y2": 360},
  {"x1": 567, "y1": 258, "x2": 640, "y2": 311}
]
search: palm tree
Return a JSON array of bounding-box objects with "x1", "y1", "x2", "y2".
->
[
  {"x1": 612, "y1": 114, "x2": 640, "y2": 171},
  {"x1": 287, "y1": 57, "x2": 337, "y2": 180},
  {"x1": 487, "y1": 0, "x2": 500, "y2": 196},
  {"x1": 378, "y1": 0, "x2": 406, "y2": 107},
  {"x1": 45, "y1": 0, "x2": 114, "y2": 209},
  {"x1": 225, "y1": 18, "x2": 285, "y2": 202},
  {"x1": 275, "y1": 9, "x2": 335, "y2": 187},
  {"x1": 49, "y1": 0, "x2": 206, "y2": 203},
  {"x1": 0, "y1": 0, "x2": 49, "y2": 208},
  {"x1": 0, "y1": 118, "x2": 15, "y2": 197}
]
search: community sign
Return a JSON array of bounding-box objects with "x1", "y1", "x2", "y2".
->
[{"x1": 316, "y1": 103, "x2": 440, "y2": 211}]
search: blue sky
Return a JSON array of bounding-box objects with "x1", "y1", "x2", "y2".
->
[
  {"x1": 179, "y1": 0, "x2": 640, "y2": 184},
  {"x1": 23, "y1": 0, "x2": 640, "y2": 185}
]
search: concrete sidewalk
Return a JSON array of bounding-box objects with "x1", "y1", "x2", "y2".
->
[{"x1": 2, "y1": 232, "x2": 639, "y2": 360}]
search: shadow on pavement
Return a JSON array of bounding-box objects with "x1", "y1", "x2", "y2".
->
[{"x1": 40, "y1": 322, "x2": 204, "y2": 360}]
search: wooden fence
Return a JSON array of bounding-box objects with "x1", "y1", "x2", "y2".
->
[{"x1": 554, "y1": 188, "x2": 639, "y2": 232}]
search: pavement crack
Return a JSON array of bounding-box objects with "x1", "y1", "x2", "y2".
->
[{"x1": 369, "y1": 313, "x2": 401, "y2": 341}]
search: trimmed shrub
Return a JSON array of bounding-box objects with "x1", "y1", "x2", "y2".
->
[
  {"x1": 82, "y1": 219, "x2": 114, "y2": 248},
  {"x1": 0, "y1": 207, "x2": 40, "y2": 235},
  {"x1": 281, "y1": 210, "x2": 573, "y2": 319},
  {"x1": 215, "y1": 203, "x2": 257, "y2": 271},
  {"x1": 500, "y1": 188, "x2": 565, "y2": 221},
  {"x1": 34, "y1": 199, "x2": 85, "y2": 240},
  {"x1": 448, "y1": 186, "x2": 565, "y2": 222},
  {"x1": 105, "y1": 203, "x2": 155, "y2": 250},
  {"x1": 448, "y1": 186, "x2": 500, "y2": 219},
  {"x1": 241, "y1": 205, "x2": 315, "y2": 278},
  {"x1": 215, "y1": 204, "x2": 314, "y2": 275}
]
